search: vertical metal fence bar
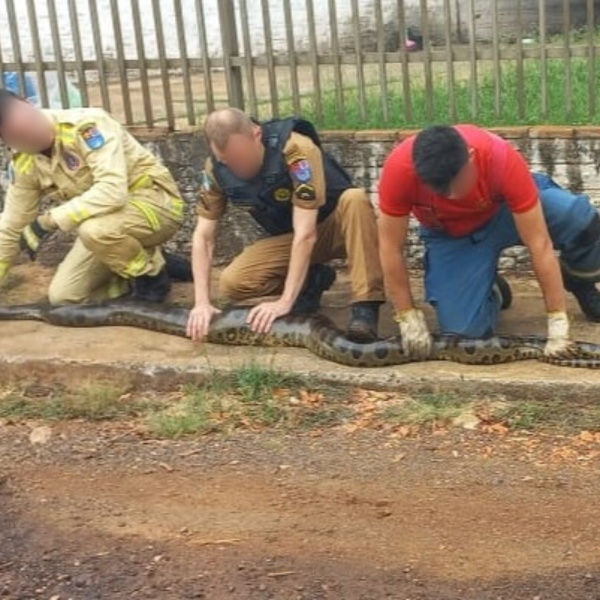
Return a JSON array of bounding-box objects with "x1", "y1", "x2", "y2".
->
[
  {"x1": 539, "y1": 0, "x2": 548, "y2": 119},
  {"x1": 130, "y1": 0, "x2": 153, "y2": 127},
  {"x1": 563, "y1": 0, "x2": 571, "y2": 120},
  {"x1": 260, "y1": 0, "x2": 278, "y2": 116},
  {"x1": 375, "y1": 0, "x2": 389, "y2": 122},
  {"x1": 218, "y1": 0, "x2": 245, "y2": 110},
  {"x1": 88, "y1": 0, "x2": 111, "y2": 111},
  {"x1": 467, "y1": 0, "x2": 478, "y2": 119},
  {"x1": 328, "y1": 0, "x2": 345, "y2": 120},
  {"x1": 516, "y1": 0, "x2": 525, "y2": 120},
  {"x1": 491, "y1": 0, "x2": 501, "y2": 118},
  {"x1": 306, "y1": 0, "x2": 323, "y2": 121},
  {"x1": 173, "y1": 0, "x2": 196, "y2": 126},
  {"x1": 0, "y1": 14, "x2": 5, "y2": 91},
  {"x1": 6, "y1": 0, "x2": 27, "y2": 99},
  {"x1": 420, "y1": 0, "x2": 434, "y2": 120},
  {"x1": 397, "y1": 0, "x2": 412, "y2": 123},
  {"x1": 588, "y1": 0, "x2": 596, "y2": 120},
  {"x1": 195, "y1": 0, "x2": 215, "y2": 114},
  {"x1": 47, "y1": 0, "x2": 69, "y2": 107},
  {"x1": 239, "y1": 0, "x2": 258, "y2": 116},
  {"x1": 283, "y1": 0, "x2": 301, "y2": 115},
  {"x1": 66, "y1": 0, "x2": 88, "y2": 108},
  {"x1": 152, "y1": 0, "x2": 175, "y2": 129},
  {"x1": 351, "y1": 0, "x2": 367, "y2": 120},
  {"x1": 109, "y1": 0, "x2": 133, "y2": 124},
  {"x1": 443, "y1": 0, "x2": 456, "y2": 121},
  {"x1": 28, "y1": 0, "x2": 50, "y2": 106}
]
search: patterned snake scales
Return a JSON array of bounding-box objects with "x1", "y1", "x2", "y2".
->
[{"x1": 1, "y1": 301, "x2": 600, "y2": 368}]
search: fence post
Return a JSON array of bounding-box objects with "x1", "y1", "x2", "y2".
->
[{"x1": 217, "y1": 0, "x2": 245, "y2": 110}]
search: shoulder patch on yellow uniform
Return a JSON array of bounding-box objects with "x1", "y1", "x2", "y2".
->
[{"x1": 79, "y1": 122, "x2": 106, "y2": 150}]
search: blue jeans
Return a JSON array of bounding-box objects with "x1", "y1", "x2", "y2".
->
[{"x1": 421, "y1": 173, "x2": 600, "y2": 337}]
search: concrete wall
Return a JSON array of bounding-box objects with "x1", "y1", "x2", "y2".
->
[{"x1": 2, "y1": 125, "x2": 600, "y2": 273}]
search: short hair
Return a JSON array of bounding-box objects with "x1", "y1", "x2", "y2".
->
[
  {"x1": 0, "y1": 90, "x2": 20, "y2": 129},
  {"x1": 412, "y1": 125, "x2": 470, "y2": 195},
  {"x1": 204, "y1": 108, "x2": 256, "y2": 151}
]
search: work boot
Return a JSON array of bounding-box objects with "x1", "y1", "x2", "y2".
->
[
  {"x1": 563, "y1": 276, "x2": 600, "y2": 322},
  {"x1": 292, "y1": 264, "x2": 336, "y2": 314},
  {"x1": 163, "y1": 250, "x2": 193, "y2": 282},
  {"x1": 493, "y1": 274, "x2": 512, "y2": 310},
  {"x1": 346, "y1": 301, "x2": 381, "y2": 343},
  {"x1": 131, "y1": 267, "x2": 171, "y2": 303}
]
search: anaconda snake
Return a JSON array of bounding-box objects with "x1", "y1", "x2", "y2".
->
[{"x1": 1, "y1": 301, "x2": 600, "y2": 368}]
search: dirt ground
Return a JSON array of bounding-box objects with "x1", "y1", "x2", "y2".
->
[
  {"x1": 2, "y1": 420, "x2": 600, "y2": 600},
  {"x1": 3, "y1": 265, "x2": 600, "y2": 599}
]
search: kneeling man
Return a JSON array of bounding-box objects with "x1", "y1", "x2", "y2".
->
[
  {"x1": 187, "y1": 108, "x2": 385, "y2": 341},
  {"x1": 378, "y1": 124, "x2": 600, "y2": 359},
  {"x1": 0, "y1": 91, "x2": 185, "y2": 304}
]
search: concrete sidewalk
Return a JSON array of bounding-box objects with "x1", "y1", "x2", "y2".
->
[{"x1": 2, "y1": 264, "x2": 600, "y2": 399}]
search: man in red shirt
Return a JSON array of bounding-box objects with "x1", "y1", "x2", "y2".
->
[{"x1": 378, "y1": 125, "x2": 600, "y2": 360}]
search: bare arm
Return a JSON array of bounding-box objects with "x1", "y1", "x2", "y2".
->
[
  {"x1": 377, "y1": 213, "x2": 415, "y2": 312},
  {"x1": 280, "y1": 206, "x2": 319, "y2": 305},
  {"x1": 186, "y1": 216, "x2": 221, "y2": 340},
  {"x1": 191, "y1": 216, "x2": 218, "y2": 306},
  {"x1": 513, "y1": 202, "x2": 566, "y2": 313}
]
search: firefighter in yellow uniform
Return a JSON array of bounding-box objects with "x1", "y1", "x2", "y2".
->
[{"x1": 0, "y1": 90, "x2": 185, "y2": 304}]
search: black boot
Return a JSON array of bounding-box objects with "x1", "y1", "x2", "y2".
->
[
  {"x1": 131, "y1": 267, "x2": 171, "y2": 303},
  {"x1": 563, "y1": 276, "x2": 600, "y2": 322},
  {"x1": 292, "y1": 264, "x2": 336, "y2": 314},
  {"x1": 347, "y1": 301, "x2": 381, "y2": 343},
  {"x1": 163, "y1": 250, "x2": 193, "y2": 282},
  {"x1": 493, "y1": 275, "x2": 512, "y2": 310}
]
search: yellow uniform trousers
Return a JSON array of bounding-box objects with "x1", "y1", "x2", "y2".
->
[{"x1": 49, "y1": 187, "x2": 184, "y2": 305}]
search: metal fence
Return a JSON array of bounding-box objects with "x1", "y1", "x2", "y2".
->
[{"x1": 0, "y1": 0, "x2": 598, "y2": 130}]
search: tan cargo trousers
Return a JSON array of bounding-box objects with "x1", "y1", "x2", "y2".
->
[
  {"x1": 219, "y1": 188, "x2": 385, "y2": 303},
  {"x1": 48, "y1": 187, "x2": 184, "y2": 305}
]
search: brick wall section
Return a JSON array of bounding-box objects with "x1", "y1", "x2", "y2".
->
[{"x1": 1, "y1": 125, "x2": 600, "y2": 271}]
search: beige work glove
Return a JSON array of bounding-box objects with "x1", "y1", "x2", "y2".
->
[
  {"x1": 544, "y1": 312, "x2": 577, "y2": 359},
  {"x1": 394, "y1": 308, "x2": 432, "y2": 360}
]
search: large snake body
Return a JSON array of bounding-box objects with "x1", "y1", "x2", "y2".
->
[{"x1": 1, "y1": 302, "x2": 600, "y2": 368}]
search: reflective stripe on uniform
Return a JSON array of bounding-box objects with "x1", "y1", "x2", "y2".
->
[
  {"x1": 130, "y1": 198, "x2": 161, "y2": 232},
  {"x1": 129, "y1": 174, "x2": 153, "y2": 192},
  {"x1": 56, "y1": 124, "x2": 77, "y2": 145},
  {"x1": 171, "y1": 197, "x2": 185, "y2": 218},
  {"x1": 106, "y1": 277, "x2": 129, "y2": 299},
  {"x1": 123, "y1": 249, "x2": 150, "y2": 278},
  {"x1": 65, "y1": 201, "x2": 91, "y2": 226},
  {"x1": 14, "y1": 154, "x2": 34, "y2": 175}
]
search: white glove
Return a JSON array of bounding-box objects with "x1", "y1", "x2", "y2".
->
[
  {"x1": 394, "y1": 308, "x2": 432, "y2": 360},
  {"x1": 544, "y1": 311, "x2": 576, "y2": 358}
]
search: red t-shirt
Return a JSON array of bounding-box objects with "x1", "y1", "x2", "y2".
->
[{"x1": 378, "y1": 125, "x2": 539, "y2": 237}]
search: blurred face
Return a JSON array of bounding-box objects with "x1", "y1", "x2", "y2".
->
[
  {"x1": 0, "y1": 99, "x2": 55, "y2": 154},
  {"x1": 211, "y1": 126, "x2": 264, "y2": 180},
  {"x1": 445, "y1": 149, "x2": 478, "y2": 200}
]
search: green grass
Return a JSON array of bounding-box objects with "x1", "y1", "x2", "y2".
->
[
  {"x1": 0, "y1": 382, "x2": 145, "y2": 421},
  {"x1": 281, "y1": 57, "x2": 599, "y2": 129},
  {"x1": 147, "y1": 363, "x2": 346, "y2": 438}
]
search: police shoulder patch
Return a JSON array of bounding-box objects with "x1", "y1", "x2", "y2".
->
[
  {"x1": 80, "y1": 124, "x2": 106, "y2": 150},
  {"x1": 289, "y1": 159, "x2": 313, "y2": 184},
  {"x1": 295, "y1": 183, "x2": 316, "y2": 201}
]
